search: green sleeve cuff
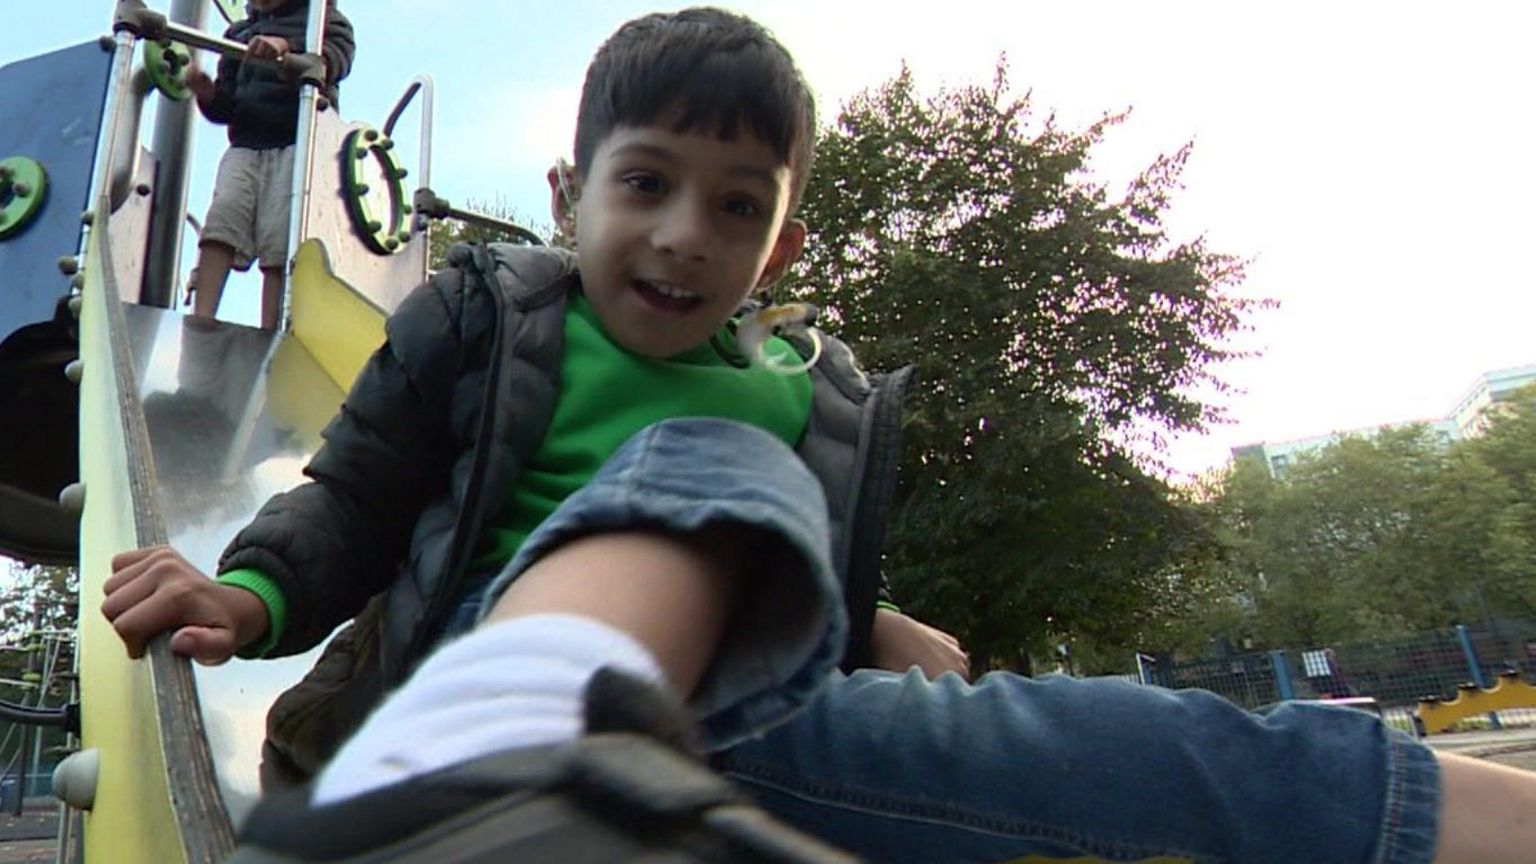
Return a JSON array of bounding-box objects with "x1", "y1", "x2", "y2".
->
[
  {"x1": 215, "y1": 569, "x2": 288, "y2": 659},
  {"x1": 875, "y1": 600, "x2": 902, "y2": 614}
]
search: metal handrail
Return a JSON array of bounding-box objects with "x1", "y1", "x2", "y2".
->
[
  {"x1": 412, "y1": 188, "x2": 545, "y2": 247},
  {"x1": 114, "y1": 1, "x2": 326, "y2": 86},
  {"x1": 106, "y1": 66, "x2": 155, "y2": 211},
  {"x1": 0, "y1": 699, "x2": 74, "y2": 731},
  {"x1": 384, "y1": 75, "x2": 435, "y2": 199}
]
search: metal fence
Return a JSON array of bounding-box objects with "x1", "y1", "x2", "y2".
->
[{"x1": 1136, "y1": 619, "x2": 1536, "y2": 734}]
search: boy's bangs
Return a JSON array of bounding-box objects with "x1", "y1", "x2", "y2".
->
[
  {"x1": 661, "y1": 55, "x2": 797, "y2": 163},
  {"x1": 603, "y1": 46, "x2": 804, "y2": 166}
]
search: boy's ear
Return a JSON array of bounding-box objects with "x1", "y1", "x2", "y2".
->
[
  {"x1": 756, "y1": 218, "x2": 807, "y2": 290},
  {"x1": 546, "y1": 162, "x2": 579, "y2": 233}
]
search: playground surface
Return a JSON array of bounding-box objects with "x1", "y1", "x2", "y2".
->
[
  {"x1": 0, "y1": 801, "x2": 56, "y2": 864},
  {"x1": 1426, "y1": 726, "x2": 1536, "y2": 772}
]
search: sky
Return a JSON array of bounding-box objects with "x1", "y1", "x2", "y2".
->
[{"x1": 12, "y1": 0, "x2": 1536, "y2": 480}]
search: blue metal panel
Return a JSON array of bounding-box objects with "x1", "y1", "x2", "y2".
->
[{"x1": 0, "y1": 41, "x2": 112, "y2": 342}]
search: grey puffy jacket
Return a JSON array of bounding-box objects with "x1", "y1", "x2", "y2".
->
[{"x1": 220, "y1": 244, "x2": 910, "y2": 683}]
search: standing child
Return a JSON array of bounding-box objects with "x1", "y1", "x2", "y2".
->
[
  {"x1": 184, "y1": 0, "x2": 353, "y2": 329},
  {"x1": 107, "y1": 8, "x2": 1536, "y2": 864}
]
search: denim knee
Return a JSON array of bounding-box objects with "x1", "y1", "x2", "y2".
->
[{"x1": 477, "y1": 418, "x2": 847, "y2": 750}]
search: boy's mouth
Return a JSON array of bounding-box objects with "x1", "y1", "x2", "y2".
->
[{"x1": 632, "y1": 278, "x2": 702, "y2": 314}]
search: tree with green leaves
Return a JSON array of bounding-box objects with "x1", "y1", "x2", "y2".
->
[
  {"x1": 1197, "y1": 415, "x2": 1536, "y2": 651},
  {"x1": 1438, "y1": 385, "x2": 1536, "y2": 621},
  {"x1": 789, "y1": 61, "x2": 1259, "y2": 671},
  {"x1": 0, "y1": 561, "x2": 75, "y2": 644},
  {"x1": 0, "y1": 560, "x2": 76, "y2": 701}
]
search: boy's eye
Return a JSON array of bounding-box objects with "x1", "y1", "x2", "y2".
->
[
  {"x1": 621, "y1": 172, "x2": 664, "y2": 195},
  {"x1": 724, "y1": 197, "x2": 763, "y2": 219}
]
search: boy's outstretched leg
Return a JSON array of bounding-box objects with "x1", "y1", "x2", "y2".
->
[
  {"x1": 714, "y1": 669, "x2": 1465, "y2": 864},
  {"x1": 229, "y1": 419, "x2": 855, "y2": 862},
  {"x1": 1433, "y1": 751, "x2": 1536, "y2": 863}
]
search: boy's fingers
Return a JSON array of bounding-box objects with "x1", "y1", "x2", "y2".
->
[
  {"x1": 109, "y1": 546, "x2": 203, "y2": 597},
  {"x1": 100, "y1": 569, "x2": 160, "y2": 623},
  {"x1": 107, "y1": 584, "x2": 210, "y2": 660},
  {"x1": 110, "y1": 546, "x2": 151, "y2": 569},
  {"x1": 107, "y1": 546, "x2": 165, "y2": 586},
  {"x1": 106, "y1": 601, "x2": 172, "y2": 659},
  {"x1": 169, "y1": 627, "x2": 237, "y2": 666}
]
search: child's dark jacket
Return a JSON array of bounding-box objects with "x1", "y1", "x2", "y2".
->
[
  {"x1": 220, "y1": 244, "x2": 911, "y2": 685},
  {"x1": 201, "y1": 0, "x2": 354, "y2": 149}
]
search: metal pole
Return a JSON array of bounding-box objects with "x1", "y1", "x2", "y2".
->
[
  {"x1": 28, "y1": 636, "x2": 61, "y2": 797},
  {"x1": 383, "y1": 75, "x2": 434, "y2": 193},
  {"x1": 280, "y1": 0, "x2": 329, "y2": 332},
  {"x1": 1454, "y1": 623, "x2": 1503, "y2": 730},
  {"x1": 141, "y1": 0, "x2": 207, "y2": 308},
  {"x1": 13, "y1": 729, "x2": 28, "y2": 816},
  {"x1": 1269, "y1": 650, "x2": 1295, "y2": 701},
  {"x1": 158, "y1": 19, "x2": 260, "y2": 61},
  {"x1": 79, "y1": 32, "x2": 140, "y2": 264},
  {"x1": 13, "y1": 615, "x2": 40, "y2": 815}
]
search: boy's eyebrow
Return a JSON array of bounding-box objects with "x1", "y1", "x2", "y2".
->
[{"x1": 607, "y1": 142, "x2": 782, "y2": 191}]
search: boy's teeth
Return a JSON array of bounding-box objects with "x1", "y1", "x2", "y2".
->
[{"x1": 646, "y1": 280, "x2": 698, "y2": 300}]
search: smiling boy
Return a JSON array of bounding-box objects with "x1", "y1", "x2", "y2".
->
[
  {"x1": 107, "y1": 7, "x2": 1536, "y2": 864},
  {"x1": 109, "y1": 6, "x2": 908, "y2": 859}
]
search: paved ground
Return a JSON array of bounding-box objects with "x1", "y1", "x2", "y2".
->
[
  {"x1": 0, "y1": 840, "x2": 53, "y2": 864},
  {"x1": 1427, "y1": 726, "x2": 1536, "y2": 772},
  {"x1": 0, "y1": 803, "x2": 56, "y2": 864}
]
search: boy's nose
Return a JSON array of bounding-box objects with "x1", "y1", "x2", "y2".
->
[{"x1": 652, "y1": 200, "x2": 711, "y2": 261}]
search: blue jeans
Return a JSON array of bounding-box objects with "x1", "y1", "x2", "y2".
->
[
  {"x1": 469, "y1": 417, "x2": 848, "y2": 751},
  {"x1": 716, "y1": 671, "x2": 1440, "y2": 863},
  {"x1": 472, "y1": 418, "x2": 1442, "y2": 863}
]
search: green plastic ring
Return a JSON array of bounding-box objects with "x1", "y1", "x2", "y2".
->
[
  {"x1": 144, "y1": 39, "x2": 192, "y2": 102},
  {"x1": 340, "y1": 126, "x2": 411, "y2": 255},
  {"x1": 0, "y1": 156, "x2": 48, "y2": 240}
]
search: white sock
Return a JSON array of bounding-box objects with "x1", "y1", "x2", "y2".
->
[{"x1": 311, "y1": 613, "x2": 666, "y2": 806}]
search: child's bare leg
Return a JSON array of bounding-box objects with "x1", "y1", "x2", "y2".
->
[
  {"x1": 314, "y1": 525, "x2": 753, "y2": 805},
  {"x1": 191, "y1": 242, "x2": 235, "y2": 320},
  {"x1": 1433, "y1": 751, "x2": 1536, "y2": 863},
  {"x1": 259, "y1": 266, "x2": 284, "y2": 331},
  {"x1": 485, "y1": 527, "x2": 751, "y2": 696}
]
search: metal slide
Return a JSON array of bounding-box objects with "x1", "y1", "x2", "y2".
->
[
  {"x1": 73, "y1": 214, "x2": 394, "y2": 864},
  {"x1": 72, "y1": 121, "x2": 423, "y2": 864},
  {"x1": 0, "y1": 7, "x2": 450, "y2": 859}
]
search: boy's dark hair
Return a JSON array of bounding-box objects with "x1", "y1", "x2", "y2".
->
[{"x1": 575, "y1": 7, "x2": 817, "y2": 210}]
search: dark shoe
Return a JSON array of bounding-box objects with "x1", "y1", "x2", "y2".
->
[{"x1": 226, "y1": 668, "x2": 858, "y2": 863}]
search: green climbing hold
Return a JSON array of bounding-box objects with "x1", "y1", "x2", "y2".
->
[
  {"x1": 339, "y1": 126, "x2": 412, "y2": 256},
  {"x1": 144, "y1": 40, "x2": 193, "y2": 102},
  {"x1": 0, "y1": 156, "x2": 48, "y2": 240}
]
